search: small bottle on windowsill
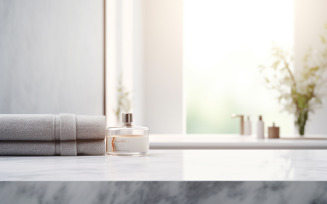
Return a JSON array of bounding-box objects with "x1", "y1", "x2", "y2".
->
[{"x1": 106, "y1": 113, "x2": 149, "y2": 156}]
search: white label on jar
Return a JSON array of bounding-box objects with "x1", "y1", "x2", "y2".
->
[{"x1": 107, "y1": 135, "x2": 149, "y2": 153}]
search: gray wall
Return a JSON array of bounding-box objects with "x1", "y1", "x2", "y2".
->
[{"x1": 0, "y1": 0, "x2": 104, "y2": 114}]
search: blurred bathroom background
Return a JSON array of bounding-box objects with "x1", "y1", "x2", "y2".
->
[{"x1": 0, "y1": 0, "x2": 327, "y2": 135}]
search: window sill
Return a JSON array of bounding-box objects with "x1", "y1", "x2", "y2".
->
[{"x1": 149, "y1": 134, "x2": 327, "y2": 149}]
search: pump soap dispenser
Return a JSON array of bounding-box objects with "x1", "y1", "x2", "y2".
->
[
  {"x1": 257, "y1": 115, "x2": 265, "y2": 139},
  {"x1": 244, "y1": 116, "x2": 252, "y2": 135}
]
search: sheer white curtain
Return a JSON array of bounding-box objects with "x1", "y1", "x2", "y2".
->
[{"x1": 106, "y1": 0, "x2": 184, "y2": 133}]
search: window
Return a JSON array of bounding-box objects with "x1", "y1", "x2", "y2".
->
[
  {"x1": 184, "y1": 0, "x2": 294, "y2": 134},
  {"x1": 107, "y1": 0, "x2": 327, "y2": 135}
]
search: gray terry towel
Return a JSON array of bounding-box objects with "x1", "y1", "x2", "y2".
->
[
  {"x1": 0, "y1": 140, "x2": 105, "y2": 156},
  {"x1": 0, "y1": 114, "x2": 105, "y2": 141}
]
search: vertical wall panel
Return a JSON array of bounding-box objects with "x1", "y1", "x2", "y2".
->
[
  {"x1": 0, "y1": 0, "x2": 103, "y2": 114},
  {"x1": 143, "y1": 0, "x2": 183, "y2": 133}
]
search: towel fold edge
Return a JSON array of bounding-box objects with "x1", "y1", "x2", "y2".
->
[{"x1": 0, "y1": 140, "x2": 105, "y2": 156}]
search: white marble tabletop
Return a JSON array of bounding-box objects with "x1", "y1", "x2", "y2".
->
[{"x1": 1, "y1": 149, "x2": 327, "y2": 181}]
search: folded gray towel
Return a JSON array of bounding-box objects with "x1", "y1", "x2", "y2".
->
[
  {"x1": 0, "y1": 114, "x2": 105, "y2": 141},
  {"x1": 0, "y1": 140, "x2": 105, "y2": 156}
]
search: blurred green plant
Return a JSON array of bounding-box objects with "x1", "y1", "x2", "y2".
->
[
  {"x1": 114, "y1": 74, "x2": 131, "y2": 124},
  {"x1": 259, "y1": 24, "x2": 327, "y2": 136}
]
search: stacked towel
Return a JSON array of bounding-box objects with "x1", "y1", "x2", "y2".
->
[{"x1": 0, "y1": 114, "x2": 106, "y2": 156}]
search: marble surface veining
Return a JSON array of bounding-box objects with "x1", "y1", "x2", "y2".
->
[
  {"x1": 1, "y1": 182, "x2": 327, "y2": 204},
  {"x1": 1, "y1": 150, "x2": 327, "y2": 181}
]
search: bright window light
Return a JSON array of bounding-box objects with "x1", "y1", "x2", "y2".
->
[{"x1": 184, "y1": 0, "x2": 294, "y2": 134}]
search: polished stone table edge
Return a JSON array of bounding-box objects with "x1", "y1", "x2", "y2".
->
[{"x1": 2, "y1": 182, "x2": 327, "y2": 204}]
